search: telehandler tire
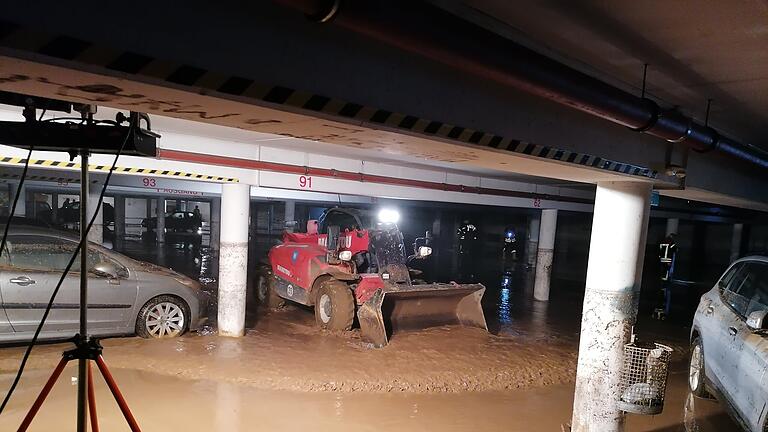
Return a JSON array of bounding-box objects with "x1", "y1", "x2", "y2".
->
[
  {"x1": 314, "y1": 279, "x2": 355, "y2": 331},
  {"x1": 256, "y1": 267, "x2": 285, "y2": 309}
]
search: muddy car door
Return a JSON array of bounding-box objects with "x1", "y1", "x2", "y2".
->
[
  {"x1": 718, "y1": 260, "x2": 765, "y2": 418},
  {"x1": 700, "y1": 263, "x2": 742, "y2": 389},
  {"x1": 84, "y1": 250, "x2": 136, "y2": 331},
  {"x1": 735, "y1": 262, "x2": 768, "y2": 431},
  {"x1": 0, "y1": 245, "x2": 15, "y2": 336},
  {"x1": 1, "y1": 235, "x2": 80, "y2": 333}
]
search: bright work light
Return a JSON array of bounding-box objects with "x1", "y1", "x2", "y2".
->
[{"x1": 377, "y1": 208, "x2": 400, "y2": 224}]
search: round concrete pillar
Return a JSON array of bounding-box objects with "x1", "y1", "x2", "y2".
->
[
  {"x1": 533, "y1": 209, "x2": 557, "y2": 301},
  {"x1": 526, "y1": 214, "x2": 541, "y2": 269},
  {"x1": 217, "y1": 183, "x2": 250, "y2": 337},
  {"x1": 571, "y1": 181, "x2": 651, "y2": 432}
]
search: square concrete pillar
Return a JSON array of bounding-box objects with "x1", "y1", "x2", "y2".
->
[
  {"x1": 114, "y1": 195, "x2": 126, "y2": 249},
  {"x1": 155, "y1": 197, "x2": 166, "y2": 244}
]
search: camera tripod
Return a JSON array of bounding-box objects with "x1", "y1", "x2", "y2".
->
[
  {"x1": 16, "y1": 149, "x2": 141, "y2": 432},
  {"x1": 17, "y1": 337, "x2": 140, "y2": 432}
]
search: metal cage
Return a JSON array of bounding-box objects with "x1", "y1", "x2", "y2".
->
[{"x1": 617, "y1": 341, "x2": 673, "y2": 415}]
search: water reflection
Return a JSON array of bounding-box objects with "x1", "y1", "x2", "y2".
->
[
  {"x1": 410, "y1": 402, "x2": 419, "y2": 420},
  {"x1": 683, "y1": 392, "x2": 699, "y2": 432},
  {"x1": 496, "y1": 272, "x2": 515, "y2": 325},
  {"x1": 498, "y1": 287, "x2": 512, "y2": 325},
  {"x1": 529, "y1": 300, "x2": 549, "y2": 340},
  {"x1": 215, "y1": 381, "x2": 241, "y2": 431},
  {"x1": 335, "y1": 394, "x2": 344, "y2": 417}
]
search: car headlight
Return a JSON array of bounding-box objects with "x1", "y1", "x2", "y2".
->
[{"x1": 339, "y1": 250, "x2": 353, "y2": 261}]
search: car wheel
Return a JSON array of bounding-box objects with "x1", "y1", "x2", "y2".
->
[
  {"x1": 256, "y1": 268, "x2": 284, "y2": 309},
  {"x1": 314, "y1": 279, "x2": 354, "y2": 331},
  {"x1": 689, "y1": 337, "x2": 708, "y2": 397},
  {"x1": 136, "y1": 295, "x2": 189, "y2": 338}
]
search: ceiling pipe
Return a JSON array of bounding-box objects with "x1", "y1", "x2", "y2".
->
[{"x1": 274, "y1": 0, "x2": 768, "y2": 170}]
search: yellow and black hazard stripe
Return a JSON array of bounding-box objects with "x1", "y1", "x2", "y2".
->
[
  {"x1": 0, "y1": 22, "x2": 657, "y2": 179},
  {"x1": 0, "y1": 156, "x2": 238, "y2": 183},
  {"x1": 0, "y1": 171, "x2": 73, "y2": 183}
]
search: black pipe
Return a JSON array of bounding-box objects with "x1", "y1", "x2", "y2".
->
[{"x1": 275, "y1": 0, "x2": 768, "y2": 170}]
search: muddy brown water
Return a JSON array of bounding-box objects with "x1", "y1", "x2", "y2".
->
[
  {"x1": 0, "y1": 244, "x2": 738, "y2": 430},
  {"x1": 0, "y1": 367, "x2": 734, "y2": 431},
  {"x1": 0, "y1": 309, "x2": 578, "y2": 393},
  {"x1": 0, "y1": 304, "x2": 738, "y2": 431}
]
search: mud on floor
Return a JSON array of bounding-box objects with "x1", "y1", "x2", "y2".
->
[{"x1": 0, "y1": 307, "x2": 579, "y2": 394}]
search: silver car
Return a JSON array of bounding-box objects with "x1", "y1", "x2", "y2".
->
[
  {"x1": 0, "y1": 225, "x2": 208, "y2": 342},
  {"x1": 689, "y1": 256, "x2": 768, "y2": 432}
]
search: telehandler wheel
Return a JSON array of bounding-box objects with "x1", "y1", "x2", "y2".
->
[
  {"x1": 314, "y1": 279, "x2": 355, "y2": 331},
  {"x1": 256, "y1": 268, "x2": 284, "y2": 309}
]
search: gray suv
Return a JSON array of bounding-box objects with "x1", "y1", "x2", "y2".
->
[
  {"x1": 0, "y1": 225, "x2": 209, "y2": 342},
  {"x1": 689, "y1": 256, "x2": 768, "y2": 432}
]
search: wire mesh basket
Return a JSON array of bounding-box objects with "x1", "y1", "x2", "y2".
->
[{"x1": 617, "y1": 341, "x2": 673, "y2": 415}]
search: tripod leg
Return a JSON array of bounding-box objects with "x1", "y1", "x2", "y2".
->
[
  {"x1": 94, "y1": 356, "x2": 141, "y2": 432},
  {"x1": 87, "y1": 361, "x2": 99, "y2": 432},
  {"x1": 18, "y1": 358, "x2": 69, "y2": 432}
]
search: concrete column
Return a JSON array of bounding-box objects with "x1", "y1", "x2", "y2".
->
[
  {"x1": 431, "y1": 211, "x2": 443, "y2": 279},
  {"x1": 533, "y1": 209, "x2": 557, "y2": 301},
  {"x1": 155, "y1": 197, "x2": 166, "y2": 244},
  {"x1": 571, "y1": 181, "x2": 651, "y2": 432},
  {"x1": 51, "y1": 192, "x2": 58, "y2": 222},
  {"x1": 114, "y1": 195, "x2": 126, "y2": 249},
  {"x1": 9, "y1": 182, "x2": 26, "y2": 217},
  {"x1": 730, "y1": 223, "x2": 744, "y2": 263},
  {"x1": 526, "y1": 214, "x2": 541, "y2": 269},
  {"x1": 217, "y1": 183, "x2": 250, "y2": 337},
  {"x1": 210, "y1": 198, "x2": 221, "y2": 251},
  {"x1": 665, "y1": 218, "x2": 679, "y2": 236},
  {"x1": 284, "y1": 200, "x2": 296, "y2": 232},
  {"x1": 86, "y1": 188, "x2": 103, "y2": 244}
]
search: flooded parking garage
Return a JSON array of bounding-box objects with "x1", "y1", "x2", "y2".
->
[
  {"x1": 3, "y1": 1, "x2": 768, "y2": 430},
  {"x1": 0, "y1": 180, "x2": 762, "y2": 431},
  {"x1": 2, "y1": 183, "x2": 765, "y2": 427}
]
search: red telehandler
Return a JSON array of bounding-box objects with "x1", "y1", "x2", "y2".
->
[{"x1": 256, "y1": 207, "x2": 487, "y2": 347}]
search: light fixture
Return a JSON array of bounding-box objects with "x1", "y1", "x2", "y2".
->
[{"x1": 377, "y1": 208, "x2": 400, "y2": 224}]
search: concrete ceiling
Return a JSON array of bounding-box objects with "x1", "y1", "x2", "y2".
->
[
  {"x1": 436, "y1": 0, "x2": 768, "y2": 148},
  {"x1": 142, "y1": 109, "x2": 590, "y2": 188}
]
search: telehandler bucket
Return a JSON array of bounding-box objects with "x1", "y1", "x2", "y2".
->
[{"x1": 357, "y1": 283, "x2": 487, "y2": 348}]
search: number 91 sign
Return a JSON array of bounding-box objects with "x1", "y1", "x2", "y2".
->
[{"x1": 298, "y1": 175, "x2": 313, "y2": 189}]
